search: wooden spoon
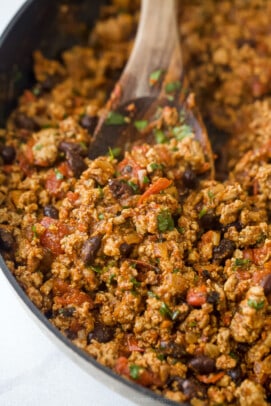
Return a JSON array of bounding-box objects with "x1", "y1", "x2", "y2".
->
[{"x1": 88, "y1": 0, "x2": 214, "y2": 177}]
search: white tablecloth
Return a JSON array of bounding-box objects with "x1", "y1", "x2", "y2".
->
[{"x1": 0, "y1": 2, "x2": 135, "y2": 405}]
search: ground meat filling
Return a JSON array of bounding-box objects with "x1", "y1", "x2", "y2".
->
[{"x1": 0, "y1": 1, "x2": 271, "y2": 405}]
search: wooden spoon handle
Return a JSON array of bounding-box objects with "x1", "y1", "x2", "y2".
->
[{"x1": 119, "y1": 0, "x2": 182, "y2": 105}]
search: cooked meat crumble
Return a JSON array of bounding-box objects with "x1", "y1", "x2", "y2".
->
[{"x1": 0, "y1": 1, "x2": 271, "y2": 405}]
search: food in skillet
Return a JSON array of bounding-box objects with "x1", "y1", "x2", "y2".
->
[{"x1": 0, "y1": 0, "x2": 271, "y2": 405}]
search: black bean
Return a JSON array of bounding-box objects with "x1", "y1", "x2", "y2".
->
[
  {"x1": 119, "y1": 242, "x2": 134, "y2": 258},
  {"x1": 66, "y1": 152, "x2": 87, "y2": 178},
  {"x1": 200, "y1": 211, "x2": 221, "y2": 230},
  {"x1": 188, "y1": 355, "x2": 216, "y2": 375},
  {"x1": 14, "y1": 112, "x2": 40, "y2": 132},
  {"x1": 87, "y1": 322, "x2": 115, "y2": 344},
  {"x1": 44, "y1": 309, "x2": 53, "y2": 319},
  {"x1": 58, "y1": 307, "x2": 75, "y2": 317},
  {"x1": 160, "y1": 341, "x2": 188, "y2": 360},
  {"x1": 0, "y1": 229, "x2": 14, "y2": 251},
  {"x1": 41, "y1": 74, "x2": 62, "y2": 91},
  {"x1": 183, "y1": 168, "x2": 198, "y2": 189},
  {"x1": 207, "y1": 291, "x2": 220, "y2": 305},
  {"x1": 213, "y1": 239, "x2": 236, "y2": 262},
  {"x1": 179, "y1": 378, "x2": 207, "y2": 400},
  {"x1": 202, "y1": 270, "x2": 211, "y2": 279},
  {"x1": 43, "y1": 205, "x2": 59, "y2": 219},
  {"x1": 0, "y1": 146, "x2": 16, "y2": 164},
  {"x1": 227, "y1": 365, "x2": 243, "y2": 384},
  {"x1": 81, "y1": 235, "x2": 102, "y2": 265},
  {"x1": 108, "y1": 179, "x2": 133, "y2": 199},
  {"x1": 58, "y1": 141, "x2": 86, "y2": 157},
  {"x1": 65, "y1": 329, "x2": 78, "y2": 340},
  {"x1": 221, "y1": 221, "x2": 243, "y2": 233},
  {"x1": 80, "y1": 114, "x2": 98, "y2": 135},
  {"x1": 260, "y1": 274, "x2": 271, "y2": 296},
  {"x1": 237, "y1": 343, "x2": 250, "y2": 354},
  {"x1": 39, "y1": 248, "x2": 53, "y2": 273}
]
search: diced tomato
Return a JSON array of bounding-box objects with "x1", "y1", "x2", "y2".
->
[
  {"x1": 40, "y1": 217, "x2": 70, "y2": 255},
  {"x1": 115, "y1": 357, "x2": 130, "y2": 376},
  {"x1": 244, "y1": 241, "x2": 271, "y2": 265},
  {"x1": 138, "y1": 177, "x2": 172, "y2": 205},
  {"x1": 196, "y1": 372, "x2": 225, "y2": 384},
  {"x1": 45, "y1": 162, "x2": 71, "y2": 197},
  {"x1": 67, "y1": 191, "x2": 79, "y2": 203},
  {"x1": 53, "y1": 278, "x2": 93, "y2": 307},
  {"x1": 127, "y1": 335, "x2": 144, "y2": 352},
  {"x1": 186, "y1": 285, "x2": 207, "y2": 307},
  {"x1": 117, "y1": 156, "x2": 141, "y2": 179}
]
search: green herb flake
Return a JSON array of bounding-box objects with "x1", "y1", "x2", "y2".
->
[
  {"x1": 98, "y1": 214, "x2": 104, "y2": 220},
  {"x1": 129, "y1": 364, "x2": 142, "y2": 380},
  {"x1": 165, "y1": 81, "x2": 181, "y2": 93},
  {"x1": 247, "y1": 299, "x2": 265, "y2": 310},
  {"x1": 177, "y1": 226, "x2": 185, "y2": 234},
  {"x1": 198, "y1": 207, "x2": 207, "y2": 219},
  {"x1": 54, "y1": 168, "x2": 64, "y2": 180},
  {"x1": 188, "y1": 321, "x2": 197, "y2": 328},
  {"x1": 157, "y1": 210, "x2": 175, "y2": 232},
  {"x1": 159, "y1": 302, "x2": 172, "y2": 318},
  {"x1": 229, "y1": 351, "x2": 238, "y2": 360},
  {"x1": 157, "y1": 353, "x2": 165, "y2": 361},
  {"x1": 32, "y1": 87, "x2": 41, "y2": 96},
  {"x1": 108, "y1": 147, "x2": 122, "y2": 160},
  {"x1": 98, "y1": 185, "x2": 104, "y2": 198},
  {"x1": 173, "y1": 268, "x2": 180, "y2": 274},
  {"x1": 148, "y1": 291, "x2": 160, "y2": 299},
  {"x1": 154, "y1": 129, "x2": 167, "y2": 144},
  {"x1": 106, "y1": 111, "x2": 127, "y2": 125},
  {"x1": 91, "y1": 266, "x2": 102, "y2": 274},
  {"x1": 173, "y1": 124, "x2": 193, "y2": 141},
  {"x1": 143, "y1": 176, "x2": 150, "y2": 184},
  {"x1": 208, "y1": 190, "x2": 215, "y2": 201},
  {"x1": 150, "y1": 162, "x2": 163, "y2": 171},
  {"x1": 234, "y1": 258, "x2": 251, "y2": 268},
  {"x1": 134, "y1": 120, "x2": 148, "y2": 131},
  {"x1": 109, "y1": 274, "x2": 116, "y2": 284},
  {"x1": 34, "y1": 144, "x2": 43, "y2": 151},
  {"x1": 32, "y1": 225, "x2": 38, "y2": 238},
  {"x1": 130, "y1": 277, "x2": 141, "y2": 288},
  {"x1": 127, "y1": 181, "x2": 139, "y2": 194},
  {"x1": 149, "y1": 69, "x2": 164, "y2": 86}
]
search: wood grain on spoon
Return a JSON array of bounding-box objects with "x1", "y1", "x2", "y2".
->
[{"x1": 89, "y1": 0, "x2": 214, "y2": 178}]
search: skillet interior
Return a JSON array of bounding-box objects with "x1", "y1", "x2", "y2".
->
[{"x1": 0, "y1": 1, "x2": 189, "y2": 405}]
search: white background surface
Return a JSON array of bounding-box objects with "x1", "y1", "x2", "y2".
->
[{"x1": 0, "y1": 2, "x2": 135, "y2": 405}]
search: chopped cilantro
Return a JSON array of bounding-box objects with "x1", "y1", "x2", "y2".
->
[
  {"x1": 234, "y1": 258, "x2": 251, "y2": 268},
  {"x1": 173, "y1": 268, "x2": 180, "y2": 273},
  {"x1": 229, "y1": 351, "x2": 238, "y2": 360},
  {"x1": 108, "y1": 147, "x2": 122, "y2": 159},
  {"x1": 34, "y1": 144, "x2": 43, "y2": 151},
  {"x1": 247, "y1": 299, "x2": 265, "y2": 310},
  {"x1": 54, "y1": 168, "x2": 64, "y2": 180},
  {"x1": 177, "y1": 226, "x2": 185, "y2": 234},
  {"x1": 98, "y1": 185, "x2": 104, "y2": 198},
  {"x1": 130, "y1": 277, "x2": 141, "y2": 288},
  {"x1": 129, "y1": 364, "x2": 142, "y2": 380},
  {"x1": 198, "y1": 207, "x2": 207, "y2": 219},
  {"x1": 157, "y1": 353, "x2": 165, "y2": 361},
  {"x1": 32, "y1": 225, "x2": 38, "y2": 238},
  {"x1": 91, "y1": 266, "x2": 102, "y2": 274},
  {"x1": 149, "y1": 69, "x2": 164, "y2": 86},
  {"x1": 159, "y1": 302, "x2": 172, "y2": 318},
  {"x1": 32, "y1": 86, "x2": 41, "y2": 96},
  {"x1": 106, "y1": 111, "x2": 127, "y2": 125},
  {"x1": 165, "y1": 81, "x2": 181, "y2": 93},
  {"x1": 150, "y1": 162, "x2": 163, "y2": 171},
  {"x1": 98, "y1": 214, "x2": 104, "y2": 220},
  {"x1": 154, "y1": 129, "x2": 167, "y2": 144},
  {"x1": 208, "y1": 190, "x2": 215, "y2": 201},
  {"x1": 173, "y1": 124, "x2": 193, "y2": 141},
  {"x1": 109, "y1": 274, "x2": 116, "y2": 284},
  {"x1": 148, "y1": 291, "x2": 160, "y2": 300},
  {"x1": 127, "y1": 181, "x2": 139, "y2": 194},
  {"x1": 134, "y1": 120, "x2": 148, "y2": 131},
  {"x1": 143, "y1": 175, "x2": 150, "y2": 184},
  {"x1": 188, "y1": 321, "x2": 197, "y2": 327},
  {"x1": 157, "y1": 210, "x2": 175, "y2": 232}
]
